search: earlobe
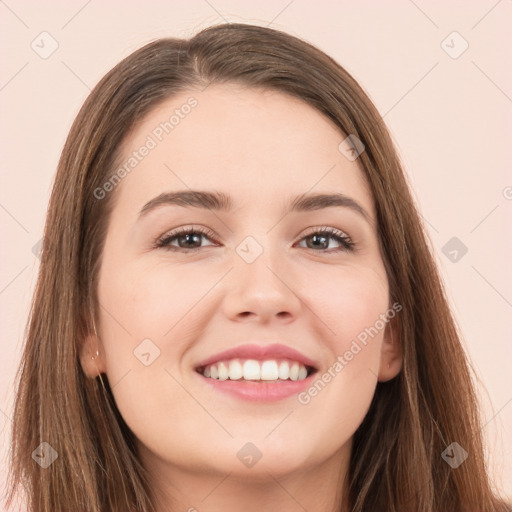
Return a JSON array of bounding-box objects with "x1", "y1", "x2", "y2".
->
[
  {"x1": 378, "y1": 313, "x2": 403, "y2": 382},
  {"x1": 79, "y1": 332, "x2": 106, "y2": 378}
]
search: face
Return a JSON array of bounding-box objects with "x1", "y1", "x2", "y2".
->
[{"x1": 82, "y1": 83, "x2": 401, "y2": 489}]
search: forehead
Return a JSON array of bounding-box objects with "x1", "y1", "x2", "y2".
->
[{"x1": 111, "y1": 83, "x2": 375, "y2": 221}]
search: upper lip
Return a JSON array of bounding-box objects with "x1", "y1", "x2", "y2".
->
[{"x1": 194, "y1": 343, "x2": 319, "y2": 371}]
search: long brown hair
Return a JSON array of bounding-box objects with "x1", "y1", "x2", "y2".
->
[{"x1": 6, "y1": 22, "x2": 510, "y2": 512}]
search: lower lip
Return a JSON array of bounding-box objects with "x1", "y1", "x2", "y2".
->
[{"x1": 197, "y1": 372, "x2": 316, "y2": 402}]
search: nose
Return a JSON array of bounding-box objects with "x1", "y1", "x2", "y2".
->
[{"x1": 221, "y1": 244, "x2": 302, "y2": 324}]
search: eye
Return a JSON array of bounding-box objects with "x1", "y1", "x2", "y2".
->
[
  {"x1": 155, "y1": 225, "x2": 218, "y2": 252},
  {"x1": 296, "y1": 226, "x2": 355, "y2": 253}
]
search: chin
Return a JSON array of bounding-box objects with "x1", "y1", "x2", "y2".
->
[{"x1": 225, "y1": 436, "x2": 321, "y2": 478}]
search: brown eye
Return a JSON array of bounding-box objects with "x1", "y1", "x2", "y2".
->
[
  {"x1": 297, "y1": 227, "x2": 355, "y2": 252},
  {"x1": 155, "y1": 226, "x2": 218, "y2": 252}
]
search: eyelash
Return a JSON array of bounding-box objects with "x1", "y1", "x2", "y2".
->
[{"x1": 154, "y1": 225, "x2": 355, "y2": 254}]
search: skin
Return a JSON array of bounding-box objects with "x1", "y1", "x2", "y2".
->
[{"x1": 81, "y1": 83, "x2": 402, "y2": 512}]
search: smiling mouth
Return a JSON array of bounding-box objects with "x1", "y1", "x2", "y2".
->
[{"x1": 196, "y1": 358, "x2": 318, "y2": 382}]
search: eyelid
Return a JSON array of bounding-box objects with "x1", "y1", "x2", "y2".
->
[{"x1": 301, "y1": 225, "x2": 350, "y2": 239}]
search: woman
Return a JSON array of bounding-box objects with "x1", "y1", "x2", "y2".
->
[{"x1": 6, "y1": 22, "x2": 510, "y2": 512}]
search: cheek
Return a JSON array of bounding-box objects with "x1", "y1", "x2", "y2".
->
[
  {"x1": 303, "y1": 260, "x2": 389, "y2": 353},
  {"x1": 295, "y1": 264, "x2": 389, "y2": 434},
  {"x1": 97, "y1": 257, "x2": 208, "y2": 351},
  {"x1": 95, "y1": 258, "x2": 213, "y2": 454}
]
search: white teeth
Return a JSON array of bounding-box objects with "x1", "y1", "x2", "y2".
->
[
  {"x1": 261, "y1": 360, "x2": 279, "y2": 380},
  {"x1": 289, "y1": 361, "x2": 299, "y2": 381},
  {"x1": 218, "y1": 362, "x2": 229, "y2": 381},
  {"x1": 200, "y1": 358, "x2": 311, "y2": 382},
  {"x1": 243, "y1": 359, "x2": 261, "y2": 380},
  {"x1": 278, "y1": 361, "x2": 290, "y2": 380},
  {"x1": 228, "y1": 360, "x2": 243, "y2": 380}
]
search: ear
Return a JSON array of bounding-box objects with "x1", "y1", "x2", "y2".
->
[
  {"x1": 378, "y1": 311, "x2": 402, "y2": 382},
  {"x1": 79, "y1": 329, "x2": 106, "y2": 379}
]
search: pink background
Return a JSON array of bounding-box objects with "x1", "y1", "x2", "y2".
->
[{"x1": 1, "y1": 0, "x2": 511, "y2": 504}]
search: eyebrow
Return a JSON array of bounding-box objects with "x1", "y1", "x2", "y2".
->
[{"x1": 138, "y1": 190, "x2": 372, "y2": 223}]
